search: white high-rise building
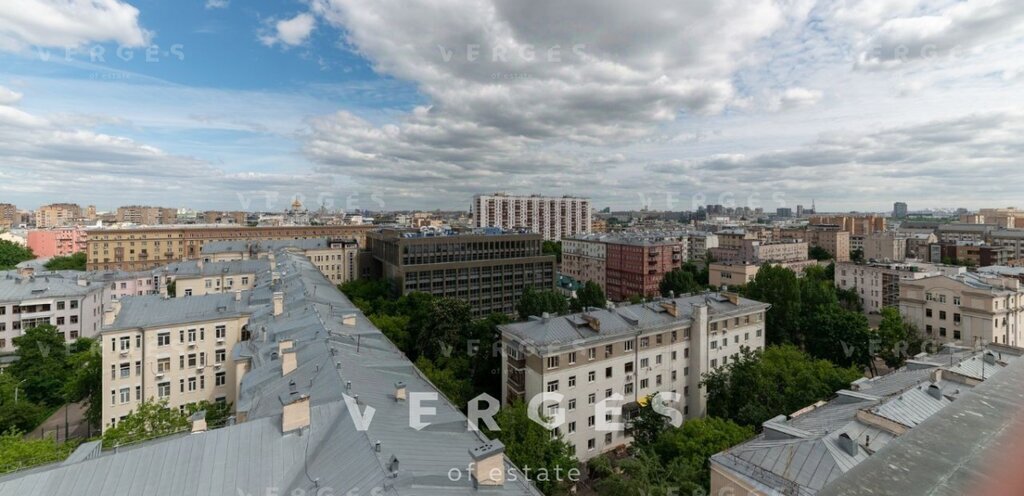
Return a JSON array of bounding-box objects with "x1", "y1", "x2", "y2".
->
[{"x1": 472, "y1": 193, "x2": 591, "y2": 241}]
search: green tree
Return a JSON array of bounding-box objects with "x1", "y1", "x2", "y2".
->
[
  {"x1": 369, "y1": 313, "x2": 412, "y2": 352},
  {"x1": 850, "y1": 249, "x2": 865, "y2": 262},
  {"x1": 650, "y1": 418, "x2": 753, "y2": 489},
  {"x1": 418, "y1": 297, "x2": 473, "y2": 360},
  {"x1": 485, "y1": 401, "x2": 576, "y2": 496},
  {"x1": 542, "y1": 241, "x2": 562, "y2": 263},
  {"x1": 808, "y1": 246, "x2": 832, "y2": 261},
  {"x1": 517, "y1": 286, "x2": 569, "y2": 321},
  {"x1": 10, "y1": 325, "x2": 71, "y2": 407},
  {"x1": 102, "y1": 399, "x2": 189, "y2": 448},
  {"x1": 570, "y1": 281, "x2": 606, "y2": 312},
  {"x1": 185, "y1": 400, "x2": 234, "y2": 429},
  {"x1": 63, "y1": 337, "x2": 102, "y2": 428},
  {"x1": 415, "y1": 356, "x2": 473, "y2": 409},
  {"x1": 43, "y1": 252, "x2": 87, "y2": 271},
  {"x1": 803, "y1": 305, "x2": 874, "y2": 373},
  {"x1": 0, "y1": 430, "x2": 79, "y2": 474},
  {"x1": 338, "y1": 278, "x2": 394, "y2": 314},
  {"x1": 629, "y1": 395, "x2": 670, "y2": 447},
  {"x1": 0, "y1": 240, "x2": 33, "y2": 270},
  {"x1": 0, "y1": 372, "x2": 48, "y2": 433},
  {"x1": 659, "y1": 268, "x2": 702, "y2": 297},
  {"x1": 466, "y1": 312, "x2": 512, "y2": 401},
  {"x1": 876, "y1": 307, "x2": 923, "y2": 369},
  {"x1": 703, "y1": 345, "x2": 862, "y2": 427},
  {"x1": 743, "y1": 265, "x2": 802, "y2": 344}
]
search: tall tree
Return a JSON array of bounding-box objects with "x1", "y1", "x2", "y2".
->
[
  {"x1": 808, "y1": 246, "x2": 832, "y2": 261},
  {"x1": 63, "y1": 337, "x2": 102, "y2": 428},
  {"x1": 418, "y1": 297, "x2": 473, "y2": 360},
  {"x1": 542, "y1": 241, "x2": 562, "y2": 263},
  {"x1": 659, "y1": 268, "x2": 702, "y2": 296},
  {"x1": 10, "y1": 325, "x2": 71, "y2": 407},
  {"x1": 485, "y1": 401, "x2": 576, "y2": 496},
  {"x1": 803, "y1": 305, "x2": 874, "y2": 373},
  {"x1": 101, "y1": 399, "x2": 189, "y2": 448},
  {"x1": 876, "y1": 307, "x2": 923, "y2": 370},
  {"x1": 0, "y1": 240, "x2": 33, "y2": 270},
  {"x1": 517, "y1": 286, "x2": 569, "y2": 321},
  {"x1": 570, "y1": 281, "x2": 606, "y2": 312},
  {"x1": 43, "y1": 252, "x2": 87, "y2": 271},
  {"x1": 743, "y1": 265, "x2": 802, "y2": 344}
]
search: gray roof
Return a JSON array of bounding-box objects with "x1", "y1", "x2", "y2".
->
[
  {"x1": 0, "y1": 248, "x2": 542, "y2": 496},
  {"x1": 500, "y1": 293, "x2": 768, "y2": 349},
  {"x1": 819, "y1": 345, "x2": 1024, "y2": 496},
  {"x1": 161, "y1": 259, "x2": 269, "y2": 278},
  {"x1": 200, "y1": 238, "x2": 355, "y2": 255},
  {"x1": 0, "y1": 273, "x2": 101, "y2": 302},
  {"x1": 104, "y1": 293, "x2": 249, "y2": 331}
]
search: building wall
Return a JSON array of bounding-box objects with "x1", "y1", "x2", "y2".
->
[
  {"x1": 864, "y1": 234, "x2": 908, "y2": 262},
  {"x1": 27, "y1": 227, "x2": 87, "y2": 257},
  {"x1": 605, "y1": 242, "x2": 684, "y2": 301},
  {"x1": 101, "y1": 314, "x2": 249, "y2": 430},
  {"x1": 86, "y1": 225, "x2": 374, "y2": 271},
  {"x1": 0, "y1": 285, "x2": 103, "y2": 352},
  {"x1": 0, "y1": 203, "x2": 16, "y2": 229},
  {"x1": 175, "y1": 273, "x2": 256, "y2": 298},
  {"x1": 472, "y1": 194, "x2": 592, "y2": 241},
  {"x1": 561, "y1": 238, "x2": 607, "y2": 290},
  {"x1": 306, "y1": 243, "x2": 359, "y2": 284},
  {"x1": 35, "y1": 203, "x2": 82, "y2": 228},
  {"x1": 808, "y1": 215, "x2": 886, "y2": 235},
  {"x1": 900, "y1": 276, "x2": 1024, "y2": 347},
  {"x1": 709, "y1": 263, "x2": 759, "y2": 288}
]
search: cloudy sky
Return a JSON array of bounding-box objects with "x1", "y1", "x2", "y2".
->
[{"x1": 0, "y1": 0, "x2": 1022, "y2": 213}]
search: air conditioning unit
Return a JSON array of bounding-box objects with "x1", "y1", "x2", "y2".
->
[
  {"x1": 214, "y1": 363, "x2": 223, "y2": 369},
  {"x1": 188, "y1": 342, "x2": 196, "y2": 348},
  {"x1": 197, "y1": 365, "x2": 205, "y2": 372},
  {"x1": 155, "y1": 372, "x2": 165, "y2": 379},
  {"x1": 216, "y1": 338, "x2": 225, "y2": 344},
  {"x1": 119, "y1": 351, "x2": 129, "y2": 357}
]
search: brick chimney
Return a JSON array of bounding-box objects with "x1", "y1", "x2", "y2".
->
[
  {"x1": 279, "y1": 390, "x2": 310, "y2": 433},
  {"x1": 189, "y1": 410, "x2": 208, "y2": 433},
  {"x1": 281, "y1": 347, "x2": 297, "y2": 376},
  {"x1": 103, "y1": 300, "x2": 122, "y2": 326},
  {"x1": 272, "y1": 291, "x2": 284, "y2": 316},
  {"x1": 469, "y1": 440, "x2": 506, "y2": 488}
]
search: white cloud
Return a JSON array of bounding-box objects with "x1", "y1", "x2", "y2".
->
[
  {"x1": 261, "y1": 13, "x2": 316, "y2": 47},
  {"x1": 0, "y1": 86, "x2": 22, "y2": 105},
  {"x1": 769, "y1": 87, "x2": 824, "y2": 111},
  {"x1": 0, "y1": 0, "x2": 149, "y2": 52},
  {"x1": 205, "y1": 0, "x2": 229, "y2": 9}
]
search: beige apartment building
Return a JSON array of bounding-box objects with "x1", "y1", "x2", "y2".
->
[
  {"x1": 0, "y1": 203, "x2": 17, "y2": 229},
  {"x1": 960, "y1": 208, "x2": 1022, "y2": 228},
  {"x1": 709, "y1": 260, "x2": 820, "y2": 288},
  {"x1": 562, "y1": 235, "x2": 607, "y2": 289},
  {"x1": 835, "y1": 261, "x2": 963, "y2": 315},
  {"x1": 863, "y1": 232, "x2": 908, "y2": 262},
  {"x1": 0, "y1": 268, "x2": 104, "y2": 352},
  {"x1": 500, "y1": 293, "x2": 768, "y2": 460},
  {"x1": 809, "y1": 214, "x2": 886, "y2": 235},
  {"x1": 164, "y1": 260, "x2": 265, "y2": 297},
  {"x1": 100, "y1": 292, "x2": 252, "y2": 430},
  {"x1": 781, "y1": 226, "x2": 850, "y2": 261},
  {"x1": 739, "y1": 240, "x2": 808, "y2": 263},
  {"x1": 900, "y1": 273, "x2": 1024, "y2": 347},
  {"x1": 199, "y1": 238, "x2": 360, "y2": 285},
  {"x1": 86, "y1": 224, "x2": 374, "y2": 271},
  {"x1": 472, "y1": 193, "x2": 592, "y2": 241},
  {"x1": 115, "y1": 206, "x2": 178, "y2": 225},
  {"x1": 35, "y1": 203, "x2": 82, "y2": 228}
]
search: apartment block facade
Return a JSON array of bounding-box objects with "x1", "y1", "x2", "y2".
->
[
  {"x1": 605, "y1": 238, "x2": 686, "y2": 301},
  {"x1": 26, "y1": 227, "x2": 87, "y2": 257},
  {"x1": 472, "y1": 193, "x2": 592, "y2": 241},
  {"x1": 367, "y1": 228, "x2": 556, "y2": 317},
  {"x1": 500, "y1": 293, "x2": 768, "y2": 460},
  {"x1": 834, "y1": 261, "x2": 962, "y2": 315},
  {"x1": 0, "y1": 269, "x2": 103, "y2": 352},
  {"x1": 808, "y1": 214, "x2": 886, "y2": 235},
  {"x1": 35, "y1": 203, "x2": 82, "y2": 228},
  {"x1": 900, "y1": 273, "x2": 1024, "y2": 347},
  {"x1": 200, "y1": 238, "x2": 360, "y2": 285},
  {"x1": 561, "y1": 235, "x2": 607, "y2": 289},
  {"x1": 100, "y1": 293, "x2": 251, "y2": 429},
  {"x1": 0, "y1": 203, "x2": 16, "y2": 229},
  {"x1": 115, "y1": 206, "x2": 179, "y2": 225},
  {"x1": 86, "y1": 224, "x2": 374, "y2": 271},
  {"x1": 863, "y1": 232, "x2": 909, "y2": 262}
]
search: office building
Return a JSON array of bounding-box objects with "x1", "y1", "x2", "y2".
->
[
  {"x1": 0, "y1": 268, "x2": 103, "y2": 352},
  {"x1": 367, "y1": 228, "x2": 556, "y2": 317},
  {"x1": 900, "y1": 272, "x2": 1024, "y2": 346},
  {"x1": 990, "y1": 229, "x2": 1024, "y2": 260},
  {"x1": 893, "y1": 202, "x2": 908, "y2": 218},
  {"x1": 711, "y1": 343, "x2": 1023, "y2": 495},
  {"x1": 35, "y1": 203, "x2": 82, "y2": 228},
  {"x1": 472, "y1": 193, "x2": 592, "y2": 241},
  {"x1": 500, "y1": 292, "x2": 768, "y2": 461},
  {"x1": 85, "y1": 224, "x2": 374, "y2": 271},
  {"x1": 936, "y1": 223, "x2": 994, "y2": 243}
]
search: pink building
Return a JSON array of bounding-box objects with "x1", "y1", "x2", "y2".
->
[{"x1": 27, "y1": 227, "x2": 87, "y2": 257}]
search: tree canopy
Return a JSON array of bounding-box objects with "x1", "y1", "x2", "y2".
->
[
  {"x1": 485, "y1": 401, "x2": 577, "y2": 496},
  {"x1": 0, "y1": 240, "x2": 33, "y2": 270},
  {"x1": 743, "y1": 264, "x2": 802, "y2": 345},
  {"x1": 102, "y1": 399, "x2": 189, "y2": 448},
  {"x1": 517, "y1": 286, "x2": 569, "y2": 321},
  {"x1": 659, "y1": 268, "x2": 702, "y2": 296},
  {"x1": 10, "y1": 325, "x2": 72, "y2": 407},
  {"x1": 43, "y1": 252, "x2": 87, "y2": 271},
  {"x1": 570, "y1": 281, "x2": 606, "y2": 312}
]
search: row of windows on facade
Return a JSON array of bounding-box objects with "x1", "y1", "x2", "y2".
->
[
  {"x1": 111, "y1": 325, "x2": 228, "y2": 351},
  {"x1": 0, "y1": 299, "x2": 80, "y2": 315},
  {"x1": 110, "y1": 371, "x2": 227, "y2": 405},
  {"x1": 0, "y1": 315, "x2": 80, "y2": 332},
  {"x1": 111, "y1": 349, "x2": 228, "y2": 379},
  {"x1": 204, "y1": 276, "x2": 250, "y2": 288}
]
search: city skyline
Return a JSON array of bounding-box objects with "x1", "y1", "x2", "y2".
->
[{"x1": 1, "y1": 0, "x2": 1022, "y2": 211}]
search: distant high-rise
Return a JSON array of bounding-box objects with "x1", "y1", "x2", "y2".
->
[
  {"x1": 472, "y1": 193, "x2": 591, "y2": 241},
  {"x1": 893, "y1": 202, "x2": 908, "y2": 218}
]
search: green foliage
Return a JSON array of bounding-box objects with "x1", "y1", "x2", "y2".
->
[
  {"x1": 10, "y1": 325, "x2": 72, "y2": 407},
  {"x1": 418, "y1": 297, "x2": 473, "y2": 360},
  {"x1": 43, "y1": 252, "x2": 87, "y2": 271},
  {"x1": 743, "y1": 265, "x2": 802, "y2": 345},
  {"x1": 627, "y1": 294, "x2": 644, "y2": 304},
  {"x1": 702, "y1": 345, "x2": 862, "y2": 427},
  {"x1": 185, "y1": 400, "x2": 234, "y2": 429},
  {"x1": 166, "y1": 280, "x2": 176, "y2": 298},
  {"x1": 0, "y1": 240, "x2": 34, "y2": 270},
  {"x1": 803, "y1": 305, "x2": 874, "y2": 373},
  {"x1": 416, "y1": 356, "x2": 474, "y2": 408},
  {"x1": 101, "y1": 399, "x2": 189, "y2": 448},
  {"x1": 659, "y1": 268, "x2": 702, "y2": 296},
  {"x1": 542, "y1": 241, "x2": 562, "y2": 263},
  {"x1": 485, "y1": 401, "x2": 576, "y2": 496},
  {"x1": 850, "y1": 249, "x2": 865, "y2": 262},
  {"x1": 0, "y1": 430, "x2": 79, "y2": 474},
  {"x1": 629, "y1": 396, "x2": 669, "y2": 447},
  {"x1": 63, "y1": 337, "x2": 102, "y2": 428},
  {"x1": 0, "y1": 374, "x2": 48, "y2": 432},
  {"x1": 808, "y1": 246, "x2": 832, "y2": 261},
  {"x1": 876, "y1": 307, "x2": 923, "y2": 369},
  {"x1": 338, "y1": 278, "x2": 394, "y2": 314},
  {"x1": 368, "y1": 313, "x2": 412, "y2": 352},
  {"x1": 570, "y1": 281, "x2": 606, "y2": 312},
  {"x1": 517, "y1": 286, "x2": 569, "y2": 321}
]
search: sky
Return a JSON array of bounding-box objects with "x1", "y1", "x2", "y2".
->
[{"x1": 0, "y1": 0, "x2": 1022, "y2": 213}]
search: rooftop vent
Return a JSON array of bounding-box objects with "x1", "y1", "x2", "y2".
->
[
  {"x1": 394, "y1": 381, "x2": 407, "y2": 402},
  {"x1": 837, "y1": 432, "x2": 858, "y2": 457},
  {"x1": 468, "y1": 440, "x2": 506, "y2": 488},
  {"x1": 926, "y1": 384, "x2": 943, "y2": 401}
]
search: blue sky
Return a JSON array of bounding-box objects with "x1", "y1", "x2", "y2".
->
[{"x1": 0, "y1": 0, "x2": 1023, "y2": 212}]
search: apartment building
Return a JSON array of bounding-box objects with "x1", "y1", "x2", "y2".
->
[
  {"x1": 100, "y1": 292, "x2": 252, "y2": 429},
  {"x1": 739, "y1": 239, "x2": 808, "y2": 263},
  {"x1": 500, "y1": 293, "x2": 769, "y2": 460},
  {"x1": 367, "y1": 228, "x2": 556, "y2": 317},
  {"x1": 863, "y1": 232, "x2": 909, "y2": 262},
  {"x1": 162, "y1": 259, "x2": 266, "y2": 297},
  {"x1": 990, "y1": 229, "x2": 1024, "y2": 260},
  {"x1": 711, "y1": 342, "x2": 1023, "y2": 495},
  {"x1": 26, "y1": 227, "x2": 87, "y2": 257},
  {"x1": 834, "y1": 261, "x2": 963, "y2": 315},
  {"x1": 35, "y1": 203, "x2": 82, "y2": 228},
  {"x1": 605, "y1": 237, "x2": 687, "y2": 301},
  {"x1": 959, "y1": 207, "x2": 1022, "y2": 228},
  {"x1": 900, "y1": 273, "x2": 1024, "y2": 347},
  {"x1": 685, "y1": 232, "x2": 718, "y2": 259},
  {"x1": 200, "y1": 238, "x2": 360, "y2": 285},
  {"x1": 936, "y1": 223, "x2": 994, "y2": 243},
  {"x1": 562, "y1": 235, "x2": 607, "y2": 289},
  {"x1": 115, "y1": 205, "x2": 178, "y2": 225},
  {"x1": 808, "y1": 214, "x2": 886, "y2": 235},
  {"x1": 709, "y1": 229, "x2": 759, "y2": 262},
  {"x1": 203, "y1": 210, "x2": 248, "y2": 225},
  {"x1": 85, "y1": 224, "x2": 374, "y2": 271},
  {"x1": 709, "y1": 259, "x2": 821, "y2": 288},
  {"x1": 781, "y1": 226, "x2": 850, "y2": 262},
  {"x1": 0, "y1": 268, "x2": 103, "y2": 352},
  {"x1": 472, "y1": 193, "x2": 592, "y2": 241},
  {"x1": 0, "y1": 203, "x2": 16, "y2": 229}
]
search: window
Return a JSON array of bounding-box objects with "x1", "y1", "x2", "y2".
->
[
  {"x1": 119, "y1": 388, "x2": 130, "y2": 404},
  {"x1": 568, "y1": 376, "x2": 576, "y2": 388},
  {"x1": 605, "y1": 388, "x2": 613, "y2": 398},
  {"x1": 711, "y1": 359, "x2": 718, "y2": 368},
  {"x1": 187, "y1": 377, "x2": 197, "y2": 392},
  {"x1": 954, "y1": 330, "x2": 961, "y2": 340},
  {"x1": 940, "y1": 327, "x2": 947, "y2": 337},
  {"x1": 640, "y1": 358, "x2": 649, "y2": 368},
  {"x1": 671, "y1": 351, "x2": 677, "y2": 361},
  {"x1": 588, "y1": 439, "x2": 596, "y2": 451},
  {"x1": 157, "y1": 358, "x2": 170, "y2": 373},
  {"x1": 954, "y1": 313, "x2": 961, "y2": 323},
  {"x1": 926, "y1": 324, "x2": 933, "y2": 334},
  {"x1": 119, "y1": 362, "x2": 130, "y2": 378},
  {"x1": 215, "y1": 349, "x2": 226, "y2": 363},
  {"x1": 656, "y1": 334, "x2": 663, "y2": 345},
  {"x1": 926, "y1": 308, "x2": 933, "y2": 318},
  {"x1": 546, "y1": 356, "x2": 560, "y2": 369},
  {"x1": 625, "y1": 340, "x2": 634, "y2": 352},
  {"x1": 70, "y1": 300, "x2": 78, "y2": 309},
  {"x1": 655, "y1": 354, "x2": 662, "y2": 365},
  {"x1": 568, "y1": 421, "x2": 576, "y2": 434},
  {"x1": 567, "y1": 399, "x2": 576, "y2": 411},
  {"x1": 587, "y1": 416, "x2": 595, "y2": 427},
  {"x1": 588, "y1": 393, "x2": 596, "y2": 405},
  {"x1": 568, "y1": 352, "x2": 577, "y2": 364},
  {"x1": 56, "y1": 317, "x2": 65, "y2": 325},
  {"x1": 605, "y1": 367, "x2": 613, "y2": 379},
  {"x1": 605, "y1": 433, "x2": 613, "y2": 445},
  {"x1": 157, "y1": 332, "x2": 170, "y2": 346},
  {"x1": 640, "y1": 378, "x2": 649, "y2": 389},
  {"x1": 587, "y1": 348, "x2": 596, "y2": 360},
  {"x1": 939, "y1": 311, "x2": 947, "y2": 320},
  {"x1": 656, "y1": 374, "x2": 662, "y2": 386},
  {"x1": 624, "y1": 382, "x2": 634, "y2": 394},
  {"x1": 187, "y1": 329, "x2": 197, "y2": 343},
  {"x1": 604, "y1": 344, "x2": 613, "y2": 357},
  {"x1": 135, "y1": 361, "x2": 142, "y2": 376},
  {"x1": 640, "y1": 337, "x2": 649, "y2": 348},
  {"x1": 588, "y1": 371, "x2": 595, "y2": 383},
  {"x1": 187, "y1": 353, "x2": 197, "y2": 368},
  {"x1": 158, "y1": 382, "x2": 170, "y2": 398},
  {"x1": 624, "y1": 361, "x2": 634, "y2": 373},
  {"x1": 119, "y1": 336, "x2": 130, "y2": 351},
  {"x1": 547, "y1": 380, "x2": 559, "y2": 392},
  {"x1": 671, "y1": 330, "x2": 677, "y2": 342}
]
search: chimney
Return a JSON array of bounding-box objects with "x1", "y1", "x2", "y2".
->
[
  {"x1": 77, "y1": 278, "x2": 88, "y2": 287},
  {"x1": 189, "y1": 410, "x2": 208, "y2": 433},
  {"x1": 271, "y1": 271, "x2": 280, "y2": 285},
  {"x1": 929, "y1": 368, "x2": 942, "y2": 383},
  {"x1": 983, "y1": 352, "x2": 997, "y2": 366},
  {"x1": 17, "y1": 266, "x2": 33, "y2": 277},
  {"x1": 268, "y1": 253, "x2": 277, "y2": 271},
  {"x1": 926, "y1": 384, "x2": 943, "y2": 401},
  {"x1": 394, "y1": 381, "x2": 407, "y2": 402},
  {"x1": 279, "y1": 391, "x2": 310, "y2": 433},
  {"x1": 342, "y1": 313, "x2": 357, "y2": 326},
  {"x1": 103, "y1": 300, "x2": 122, "y2": 326},
  {"x1": 196, "y1": 259, "x2": 204, "y2": 270},
  {"x1": 234, "y1": 289, "x2": 242, "y2": 302},
  {"x1": 837, "y1": 432, "x2": 858, "y2": 456},
  {"x1": 468, "y1": 440, "x2": 506, "y2": 488},
  {"x1": 278, "y1": 339, "x2": 294, "y2": 355},
  {"x1": 281, "y1": 347, "x2": 297, "y2": 376},
  {"x1": 272, "y1": 291, "x2": 284, "y2": 316}
]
